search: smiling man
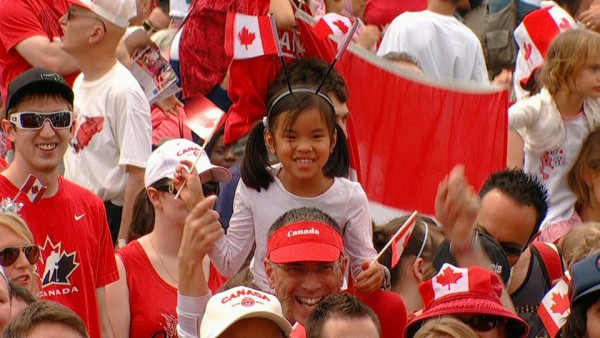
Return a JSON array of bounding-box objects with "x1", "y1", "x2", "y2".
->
[{"x1": 0, "y1": 68, "x2": 118, "y2": 338}]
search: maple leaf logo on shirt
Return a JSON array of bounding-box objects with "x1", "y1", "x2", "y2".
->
[
  {"x1": 71, "y1": 116, "x2": 104, "y2": 153},
  {"x1": 38, "y1": 237, "x2": 80, "y2": 287},
  {"x1": 239, "y1": 26, "x2": 256, "y2": 50},
  {"x1": 550, "y1": 292, "x2": 570, "y2": 315},
  {"x1": 436, "y1": 266, "x2": 463, "y2": 290},
  {"x1": 332, "y1": 20, "x2": 349, "y2": 34}
]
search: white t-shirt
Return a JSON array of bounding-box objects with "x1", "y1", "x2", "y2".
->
[
  {"x1": 209, "y1": 165, "x2": 377, "y2": 292},
  {"x1": 524, "y1": 112, "x2": 589, "y2": 227},
  {"x1": 64, "y1": 62, "x2": 152, "y2": 205},
  {"x1": 377, "y1": 10, "x2": 489, "y2": 83}
]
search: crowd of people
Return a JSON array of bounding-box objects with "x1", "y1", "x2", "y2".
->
[{"x1": 0, "y1": 0, "x2": 600, "y2": 337}]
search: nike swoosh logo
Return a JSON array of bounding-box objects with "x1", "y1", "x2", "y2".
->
[{"x1": 74, "y1": 214, "x2": 86, "y2": 221}]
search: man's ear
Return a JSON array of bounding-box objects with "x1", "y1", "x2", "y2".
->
[
  {"x1": 1, "y1": 120, "x2": 16, "y2": 143},
  {"x1": 89, "y1": 25, "x2": 106, "y2": 44},
  {"x1": 265, "y1": 130, "x2": 276, "y2": 155},
  {"x1": 264, "y1": 259, "x2": 276, "y2": 288}
]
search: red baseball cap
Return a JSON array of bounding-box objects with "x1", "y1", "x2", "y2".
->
[{"x1": 267, "y1": 221, "x2": 344, "y2": 264}]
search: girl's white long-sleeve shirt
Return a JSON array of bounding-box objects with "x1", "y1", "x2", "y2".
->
[{"x1": 208, "y1": 165, "x2": 377, "y2": 292}]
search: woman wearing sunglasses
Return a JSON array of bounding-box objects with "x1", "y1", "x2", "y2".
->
[
  {"x1": 0, "y1": 213, "x2": 40, "y2": 295},
  {"x1": 105, "y1": 139, "x2": 231, "y2": 338}
]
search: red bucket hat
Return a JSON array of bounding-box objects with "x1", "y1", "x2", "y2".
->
[{"x1": 405, "y1": 264, "x2": 529, "y2": 338}]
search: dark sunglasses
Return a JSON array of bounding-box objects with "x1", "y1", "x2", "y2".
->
[
  {"x1": 461, "y1": 315, "x2": 503, "y2": 332},
  {"x1": 143, "y1": 20, "x2": 160, "y2": 34},
  {"x1": 10, "y1": 111, "x2": 73, "y2": 130},
  {"x1": 476, "y1": 228, "x2": 525, "y2": 257},
  {"x1": 155, "y1": 181, "x2": 220, "y2": 197},
  {"x1": 0, "y1": 246, "x2": 40, "y2": 267},
  {"x1": 67, "y1": 7, "x2": 107, "y2": 32}
]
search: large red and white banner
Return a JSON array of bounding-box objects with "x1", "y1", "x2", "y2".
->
[{"x1": 337, "y1": 48, "x2": 508, "y2": 220}]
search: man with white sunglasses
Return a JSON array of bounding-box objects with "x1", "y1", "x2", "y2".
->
[{"x1": 0, "y1": 68, "x2": 118, "y2": 338}]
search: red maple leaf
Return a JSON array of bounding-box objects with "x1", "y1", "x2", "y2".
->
[
  {"x1": 523, "y1": 42, "x2": 532, "y2": 61},
  {"x1": 550, "y1": 292, "x2": 570, "y2": 315},
  {"x1": 332, "y1": 20, "x2": 349, "y2": 34},
  {"x1": 239, "y1": 26, "x2": 256, "y2": 50},
  {"x1": 559, "y1": 17, "x2": 570, "y2": 30},
  {"x1": 436, "y1": 267, "x2": 463, "y2": 290}
]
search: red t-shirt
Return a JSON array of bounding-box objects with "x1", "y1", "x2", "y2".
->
[
  {"x1": 0, "y1": 175, "x2": 118, "y2": 338},
  {"x1": 0, "y1": 0, "x2": 78, "y2": 101},
  {"x1": 364, "y1": 0, "x2": 427, "y2": 26},
  {"x1": 117, "y1": 241, "x2": 179, "y2": 338}
]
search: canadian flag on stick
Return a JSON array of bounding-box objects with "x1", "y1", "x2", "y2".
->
[
  {"x1": 225, "y1": 12, "x2": 278, "y2": 60},
  {"x1": 371, "y1": 211, "x2": 418, "y2": 268},
  {"x1": 538, "y1": 273, "x2": 571, "y2": 338},
  {"x1": 315, "y1": 13, "x2": 354, "y2": 41},
  {"x1": 18, "y1": 174, "x2": 47, "y2": 204}
]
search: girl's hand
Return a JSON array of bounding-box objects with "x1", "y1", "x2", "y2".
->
[
  {"x1": 354, "y1": 260, "x2": 385, "y2": 293},
  {"x1": 173, "y1": 159, "x2": 205, "y2": 211}
]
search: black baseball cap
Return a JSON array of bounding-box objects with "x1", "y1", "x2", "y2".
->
[
  {"x1": 571, "y1": 251, "x2": 600, "y2": 303},
  {"x1": 4, "y1": 68, "x2": 74, "y2": 118}
]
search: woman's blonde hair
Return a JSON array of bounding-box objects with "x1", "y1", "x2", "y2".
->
[
  {"x1": 541, "y1": 29, "x2": 600, "y2": 95},
  {"x1": 569, "y1": 130, "x2": 600, "y2": 209},
  {"x1": 0, "y1": 213, "x2": 34, "y2": 244},
  {"x1": 413, "y1": 317, "x2": 479, "y2": 338}
]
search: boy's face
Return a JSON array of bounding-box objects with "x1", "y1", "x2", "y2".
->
[{"x1": 1, "y1": 96, "x2": 73, "y2": 175}]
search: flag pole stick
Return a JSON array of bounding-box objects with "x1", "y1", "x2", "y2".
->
[
  {"x1": 316, "y1": 20, "x2": 359, "y2": 93},
  {"x1": 173, "y1": 113, "x2": 226, "y2": 200},
  {"x1": 269, "y1": 14, "x2": 292, "y2": 93},
  {"x1": 370, "y1": 210, "x2": 418, "y2": 265}
]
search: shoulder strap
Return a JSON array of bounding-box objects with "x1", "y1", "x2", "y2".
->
[{"x1": 531, "y1": 241, "x2": 564, "y2": 284}]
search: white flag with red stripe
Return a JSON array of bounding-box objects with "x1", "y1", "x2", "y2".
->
[
  {"x1": 19, "y1": 174, "x2": 46, "y2": 204},
  {"x1": 390, "y1": 216, "x2": 417, "y2": 268},
  {"x1": 225, "y1": 12, "x2": 278, "y2": 60},
  {"x1": 538, "y1": 273, "x2": 571, "y2": 338},
  {"x1": 184, "y1": 95, "x2": 225, "y2": 140},
  {"x1": 315, "y1": 13, "x2": 354, "y2": 40}
]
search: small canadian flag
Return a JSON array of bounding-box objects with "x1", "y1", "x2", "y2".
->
[
  {"x1": 315, "y1": 13, "x2": 354, "y2": 41},
  {"x1": 538, "y1": 273, "x2": 571, "y2": 338},
  {"x1": 225, "y1": 12, "x2": 278, "y2": 60},
  {"x1": 184, "y1": 95, "x2": 226, "y2": 140},
  {"x1": 19, "y1": 174, "x2": 47, "y2": 204},
  {"x1": 390, "y1": 215, "x2": 417, "y2": 268}
]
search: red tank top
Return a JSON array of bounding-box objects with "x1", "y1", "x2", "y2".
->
[{"x1": 117, "y1": 241, "x2": 178, "y2": 338}]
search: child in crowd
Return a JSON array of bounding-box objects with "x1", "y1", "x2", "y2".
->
[
  {"x1": 508, "y1": 29, "x2": 600, "y2": 242},
  {"x1": 569, "y1": 130, "x2": 600, "y2": 223},
  {"x1": 207, "y1": 84, "x2": 385, "y2": 294}
]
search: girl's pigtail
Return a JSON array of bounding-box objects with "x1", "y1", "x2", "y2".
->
[
  {"x1": 323, "y1": 123, "x2": 350, "y2": 178},
  {"x1": 241, "y1": 122, "x2": 274, "y2": 191},
  {"x1": 128, "y1": 188, "x2": 155, "y2": 242}
]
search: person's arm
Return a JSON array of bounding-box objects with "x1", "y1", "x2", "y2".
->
[
  {"x1": 96, "y1": 287, "x2": 115, "y2": 338},
  {"x1": 15, "y1": 36, "x2": 79, "y2": 75},
  {"x1": 117, "y1": 166, "x2": 145, "y2": 242},
  {"x1": 270, "y1": 0, "x2": 296, "y2": 28},
  {"x1": 507, "y1": 130, "x2": 525, "y2": 169},
  {"x1": 177, "y1": 196, "x2": 223, "y2": 338},
  {"x1": 105, "y1": 255, "x2": 131, "y2": 337},
  {"x1": 207, "y1": 182, "x2": 257, "y2": 277}
]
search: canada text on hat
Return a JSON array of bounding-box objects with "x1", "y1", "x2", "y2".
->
[
  {"x1": 405, "y1": 263, "x2": 530, "y2": 338},
  {"x1": 200, "y1": 286, "x2": 293, "y2": 338},
  {"x1": 514, "y1": 5, "x2": 575, "y2": 86},
  {"x1": 5, "y1": 68, "x2": 74, "y2": 119},
  {"x1": 267, "y1": 221, "x2": 344, "y2": 264},
  {"x1": 144, "y1": 138, "x2": 232, "y2": 188},
  {"x1": 67, "y1": 0, "x2": 136, "y2": 28}
]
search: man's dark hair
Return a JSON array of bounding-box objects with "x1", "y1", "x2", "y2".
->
[
  {"x1": 3, "y1": 300, "x2": 89, "y2": 338},
  {"x1": 305, "y1": 294, "x2": 381, "y2": 338},
  {"x1": 479, "y1": 169, "x2": 549, "y2": 237},
  {"x1": 267, "y1": 207, "x2": 341, "y2": 239},
  {"x1": 267, "y1": 58, "x2": 349, "y2": 104}
]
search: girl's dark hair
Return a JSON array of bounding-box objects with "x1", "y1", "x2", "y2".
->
[
  {"x1": 205, "y1": 127, "x2": 225, "y2": 157},
  {"x1": 241, "y1": 89, "x2": 349, "y2": 191},
  {"x1": 562, "y1": 291, "x2": 600, "y2": 338},
  {"x1": 127, "y1": 178, "x2": 171, "y2": 242}
]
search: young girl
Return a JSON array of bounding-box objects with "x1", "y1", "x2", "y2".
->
[
  {"x1": 508, "y1": 29, "x2": 600, "y2": 243},
  {"x1": 208, "y1": 86, "x2": 385, "y2": 294},
  {"x1": 569, "y1": 130, "x2": 600, "y2": 223}
]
